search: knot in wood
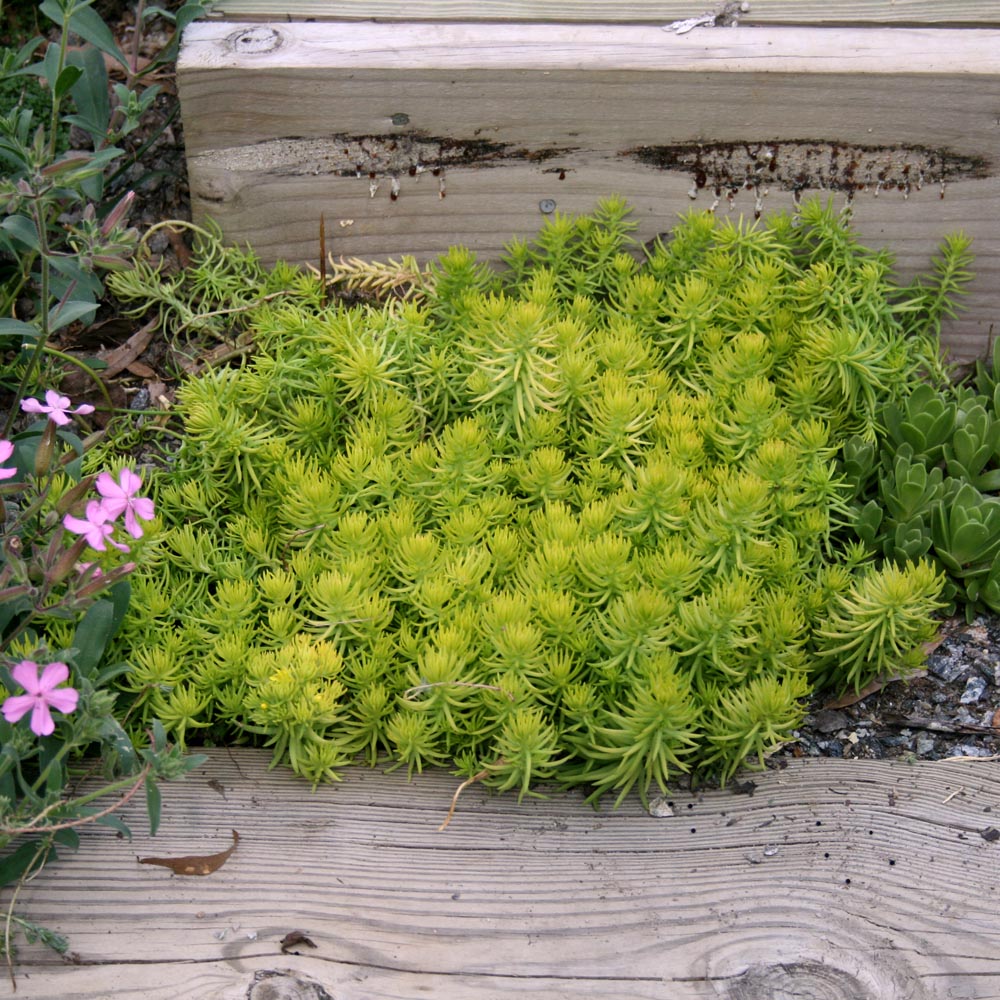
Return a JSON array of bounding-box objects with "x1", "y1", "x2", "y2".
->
[{"x1": 227, "y1": 26, "x2": 283, "y2": 55}]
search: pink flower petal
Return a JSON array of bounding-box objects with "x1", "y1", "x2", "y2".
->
[
  {"x1": 63, "y1": 513, "x2": 111, "y2": 551},
  {"x1": 95, "y1": 471, "x2": 123, "y2": 499},
  {"x1": 45, "y1": 390, "x2": 70, "y2": 409},
  {"x1": 97, "y1": 496, "x2": 127, "y2": 521},
  {"x1": 38, "y1": 661, "x2": 70, "y2": 692},
  {"x1": 29, "y1": 701, "x2": 55, "y2": 736},
  {"x1": 0, "y1": 441, "x2": 13, "y2": 463},
  {"x1": 119, "y1": 468, "x2": 142, "y2": 495},
  {"x1": 133, "y1": 497, "x2": 154, "y2": 520},
  {"x1": 10, "y1": 660, "x2": 41, "y2": 693},
  {"x1": 44, "y1": 686, "x2": 79, "y2": 714},
  {"x1": 1, "y1": 693, "x2": 33, "y2": 724}
]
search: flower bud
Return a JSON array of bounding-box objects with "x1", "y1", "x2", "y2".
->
[
  {"x1": 34, "y1": 420, "x2": 58, "y2": 478},
  {"x1": 54, "y1": 474, "x2": 97, "y2": 517},
  {"x1": 101, "y1": 190, "x2": 135, "y2": 236},
  {"x1": 48, "y1": 535, "x2": 90, "y2": 586},
  {"x1": 40, "y1": 152, "x2": 92, "y2": 177}
]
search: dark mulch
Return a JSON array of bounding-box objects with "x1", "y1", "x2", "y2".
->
[{"x1": 790, "y1": 615, "x2": 1000, "y2": 763}]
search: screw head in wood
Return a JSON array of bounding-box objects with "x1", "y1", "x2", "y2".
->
[{"x1": 539, "y1": 199, "x2": 557, "y2": 214}]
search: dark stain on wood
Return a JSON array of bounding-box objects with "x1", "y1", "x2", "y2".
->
[{"x1": 625, "y1": 140, "x2": 990, "y2": 205}]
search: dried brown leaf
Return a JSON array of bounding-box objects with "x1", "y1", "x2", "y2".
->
[
  {"x1": 99, "y1": 319, "x2": 157, "y2": 379},
  {"x1": 139, "y1": 829, "x2": 239, "y2": 876},
  {"x1": 280, "y1": 930, "x2": 317, "y2": 954},
  {"x1": 821, "y1": 670, "x2": 925, "y2": 711}
]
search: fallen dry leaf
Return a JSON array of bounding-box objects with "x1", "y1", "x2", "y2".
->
[
  {"x1": 167, "y1": 224, "x2": 192, "y2": 269},
  {"x1": 280, "y1": 930, "x2": 317, "y2": 954},
  {"x1": 139, "y1": 829, "x2": 239, "y2": 876},
  {"x1": 98, "y1": 319, "x2": 158, "y2": 380},
  {"x1": 125, "y1": 361, "x2": 158, "y2": 379},
  {"x1": 821, "y1": 670, "x2": 926, "y2": 711}
]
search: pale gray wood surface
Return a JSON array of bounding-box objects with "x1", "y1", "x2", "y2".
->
[
  {"x1": 178, "y1": 22, "x2": 1000, "y2": 361},
  {"x1": 200, "y1": 0, "x2": 1000, "y2": 26},
  {"x1": 11, "y1": 751, "x2": 1000, "y2": 999}
]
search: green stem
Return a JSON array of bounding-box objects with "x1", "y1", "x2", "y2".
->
[
  {"x1": 41, "y1": 346, "x2": 114, "y2": 411},
  {"x1": 29, "y1": 733, "x2": 75, "y2": 797},
  {"x1": 3, "y1": 838, "x2": 51, "y2": 990},
  {"x1": 2, "y1": 199, "x2": 54, "y2": 440},
  {"x1": 45, "y1": 1, "x2": 74, "y2": 163}
]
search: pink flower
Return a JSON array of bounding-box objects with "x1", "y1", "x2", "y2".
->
[
  {"x1": 63, "y1": 500, "x2": 130, "y2": 553},
  {"x1": 0, "y1": 440, "x2": 16, "y2": 480},
  {"x1": 21, "y1": 390, "x2": 95, "y2": 427},
  {"x1": 2, "y1": 660, "x2": 79, "y2": 736},
  {"x1": 95, "y1": 469, "x2": 154, "y2": 539}
]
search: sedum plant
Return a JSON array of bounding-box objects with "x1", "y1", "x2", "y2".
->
[{"x1": 109, "y1": 198, "x2": 965, "y2": 803}]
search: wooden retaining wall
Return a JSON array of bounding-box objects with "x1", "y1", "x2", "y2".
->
[
  {"x1": 178, "y1": 9, "x2": 1000, "y2": 359},
  {"x1": 177, "y1": 5, "x2": 1000, "y2": 360}
]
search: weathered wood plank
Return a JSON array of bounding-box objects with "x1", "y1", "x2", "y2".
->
[
  {"x1": 201, "y1": 0, "x2": 1000, "y2": 27},
  {"x1": 178, "y1": 22, "x2": 1000, "y2": 360},
  {"x1": 12, "y1": 751, "x2": 1000, "y2": 999}
]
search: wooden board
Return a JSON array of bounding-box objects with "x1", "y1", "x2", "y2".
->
[
  {"x1": 200, "y1": 0, "x2": 1000, "y2": 26},
  {"x1": 12, "y1": 750, "x2": 1000, "y2": 999},
  {"x1": 178, "y1": 22, "x2": 1000, "y2": 361}
]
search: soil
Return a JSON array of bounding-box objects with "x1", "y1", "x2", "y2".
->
[
  {"x1": 13, "y1": 4, "x2": 1000, "y2": 768},
  {"x1": 789, "y1": 614, "x2": 1000, "y2": 764}
]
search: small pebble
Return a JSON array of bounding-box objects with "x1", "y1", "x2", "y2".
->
[
  {"x1": 948, "y1": 744, "x2": 992, "y2": 758},
  {"x1": 926, "y1": 656, "x2": 968, "y2": 683},
  {"x1": 960, "y1": 675, "x2": 988, "y2": 704},
  {"x1": 647, "y1": 795, "x2": 675, "y2": 818}
]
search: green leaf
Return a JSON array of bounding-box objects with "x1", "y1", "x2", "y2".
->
[
  {"x1": 176, "y1": 2, "x2": 210, "y2": 32},
  {"x1": 53, "y1": 826, "x2": 80, "y2": 851},
  {"x1": 95, "y1": 812, "x2": 132, "y2": 839},
  {"x1": 70, "y1": 599, "x2": 117, "y2": 678},
  {"x1": 0, "y1": 840, "x2": 49, "y2": 888},
  {"x1": 974, "y1": 469, "x2": 1000, "y2": 493},
  {"x1": 109, "y1": 580, "x2": 132, "y2": 635},
  {"x1": 66, "y1": 46, "x2": 111, "y2": 147},
  {"x1": 1, "y1": 213, "x2": 41, "y2": 251},
  {"x1": 0, "y1": 595, "x2": 32, "y2": 634},
  {"x1": 48, "y1": 298, "x2": 98, "y2": 333},
  {"x1": 145, "y1": 777, "x2": 162, "y2": 836},
  {"x1": 97, "y1": 715, "x2": 139, "y2": 772},
  {"x1": 40, "y1": 0, "x2": 128, "y2": 70},
  {"x1": 94, "y1": 659, "x2": 132, "y2": 686},
  {"x1": 54, "y1": 64, "x2": 83, "y2": 100},
  {"x1": 0, "y1": 317, "x2": 40, "y2": 341},
  {"x1": 40, "y1": 38, "x2": 62, "y2": 91}
]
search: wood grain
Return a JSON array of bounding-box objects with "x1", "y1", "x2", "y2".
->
[
  {"x1": 178, "y1": 22, "x2": 1000, "y2": 361},
  {"x1": 200, "y1": 0, "x2": 1000, "y2": 27},
  {"x1": 12, "y1": 751, "x2": 1000, "y2": 999}
]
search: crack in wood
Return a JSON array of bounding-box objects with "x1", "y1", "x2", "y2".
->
[
  {"x1": 626, "y1": 140, "x2": 990, "y2": 215},
  {"x1": 205, "y1": 134, "x2": 574, "y2": 180}
]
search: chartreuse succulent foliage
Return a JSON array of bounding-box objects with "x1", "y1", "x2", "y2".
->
[{"x1": 108, "y1": 197, "x2": 970, "y2": 802}]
